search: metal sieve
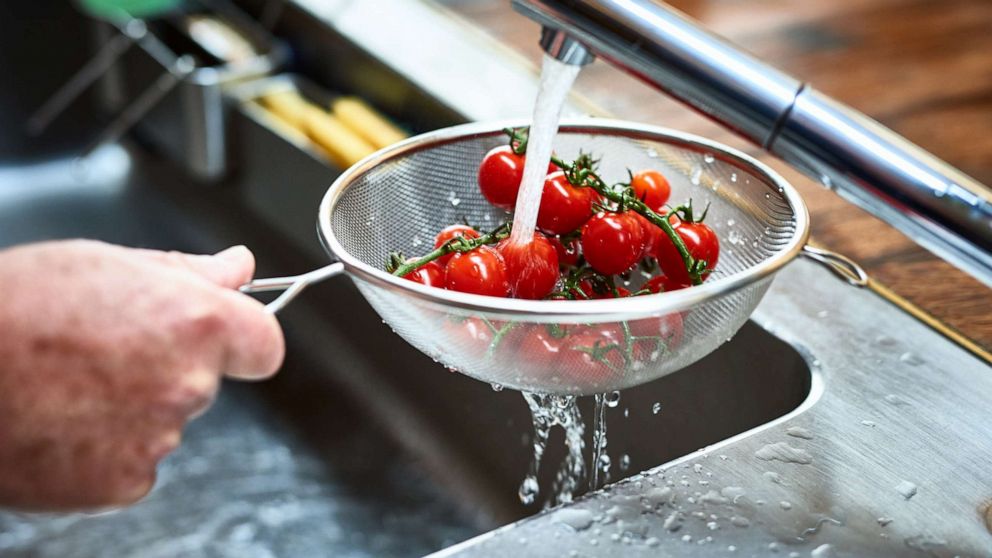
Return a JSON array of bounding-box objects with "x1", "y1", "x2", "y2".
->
[{"x1": 242, "y1": 119, "x2": 866, "y2": 395}]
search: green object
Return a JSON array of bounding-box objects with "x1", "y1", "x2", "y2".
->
[{"x1": 78, "y1": 0, "x2": 183, "y2": 20}]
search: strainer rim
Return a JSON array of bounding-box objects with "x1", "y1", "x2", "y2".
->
[{"x1": 317, "y1": 118, "x2": 810, "y2": 319}]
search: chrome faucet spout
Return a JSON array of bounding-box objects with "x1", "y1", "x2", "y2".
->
[
  {"x1": 539, "y1": 27, "x2": 594, "y2": 66},
  {"x1": 512, "y1": 0, "x2": 992, "y2": 286}
]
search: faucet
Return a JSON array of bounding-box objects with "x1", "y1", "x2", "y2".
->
[{"x1": 513, "y1": 0, "x2": 992, "y2": 287}]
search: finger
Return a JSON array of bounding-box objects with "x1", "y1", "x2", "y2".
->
[
  {"x1": 135, "y1": 245, "x2": 256, "y2": 289},
  {"x1": 213, "y1": 290, "x2": 286, "y2": 380}
]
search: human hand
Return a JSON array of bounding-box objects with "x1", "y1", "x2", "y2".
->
[{"x1": 0, "y1": 240, "x2": 284, "y2": 510}]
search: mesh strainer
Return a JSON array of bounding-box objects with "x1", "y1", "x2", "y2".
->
[{"x1": 242, "y1": 119, "x2": 866, "y2": 395}]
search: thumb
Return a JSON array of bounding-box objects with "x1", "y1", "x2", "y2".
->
[{"x1": 139, "y1": 245, "x2": 256, "y2": 289}]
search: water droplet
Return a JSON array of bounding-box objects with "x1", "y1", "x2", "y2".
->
[
  {"x1": 731, "y1": 516, "x2": 750, "y2": 528},
  {"x1": 730, "y1": 172, "x2": 738, "y2": 183},
  {"x1": 811, "y1": 544, "x2": 837, "y2": 558},
  {"x1": 706, "y1": 521, "x2": 719, "y2": 531},
  {"x1": 690, "y1": 166, "x2": 703, "y2": 185},
  {"x1": 899, "y1": 352, "x2": 925, "y2": 366},
  {"x1": 754, "y1": 442, "x2": 813, "y2": 464},
  {"x1": 780, "y1": 500, "x2": 792, "y2": 510},
  {"x1": 619, "y1": 454, "x2": 630, "y2": 471},
  {"x1": 786, "y1": 426, "x2": 814, "y2": 440},
  {"x1": 877, "y1": 517, "x2": 893, "y2": 526},
  {"x1": 646, "y1": 148, "x2": 659, "y2": 158},
  {"x1": 861, "y1": 420, "x2": 876, "y2": 427},
  {"x1": 819, "y1": 175, "x2": 834, "y2": 189},
  {"x1": 728, "y1": 230, "x2": 743, "y2": 245},
  {"x1": 703, "y1": 153, "x2": 715, "y2": 164},
  {"x1": 693, "y1": 463, "x2": 704, "y2": 474},
  {"x1": 623, "y1": 407, "x2": 629, "y2": 418},
  {"x1": 652, "y1": 402, "x2": 662, "y2": 414},
  {"x1": 768, "y1": 541, "x2": 780, "y2": 552},
  {"x1": 895, "y1": 480, "x2": 917, "y2": 500},
  {"x1": 605, "y1": 391, "x2": 621, "y2": 407},
  {"x1": 681, "y1": 534, "x2": 692, "y2": 543},
  {"x1": 646, "y1": 536, "x2": 660, "y2": 547},
  {"x1": 719, "y1": 454, "x2": 728, "y2": 461},
  {"x1": 728, "y1": 545, "x2": 737, "y2": 552},
  {"x1": 816, "y1": 310, "x2": 829, "y2": 318},
  {"x1": 765, "y1": 192, "x2": 771, "y2": 199},
  {"x1": 764, "y1": 471, "x2": 786, "y2": 485},
  {"x1": 519, "y1": 476, "x2": 539, "y2": 505},
  {"x1": 491, "y1": 383, "x2": 504, "y2": 392}
]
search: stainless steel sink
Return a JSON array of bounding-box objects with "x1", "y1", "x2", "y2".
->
[{"x1": 0, "y1": 131, "x2": 811, "y2": 557}]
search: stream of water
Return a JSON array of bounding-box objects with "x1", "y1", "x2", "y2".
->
[{"x1": 508, "y1": 54, "x2": 581, "y2": 245}]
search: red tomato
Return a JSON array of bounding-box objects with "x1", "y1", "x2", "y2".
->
[
  {"x1": 631, "y1": 212, "x2": 664, "y2": 260},
  {"x1": 497, "y1": 233, "x2": 560, "y2": 299},
  {"x1": 434, "y1": 225, "x2": 481, "y2": 265},
  {"x1": 560, "y1": 325, "x2": 625, "y2": 381},
  {"x1": 478, "y1": 146, "x2": 524, "y2": 210},
  {"x1": 643, "y1": 274, "x2": 689, "y2": 294},
  {"x1": 549, "y1": 235, "x2": 581, "y2": 267},
  {"x1": 537, "y1": 171, "x2": 598, "y2": 235},
  {"x1": 517, "y1": 324, "x2": 566, "y2": 370},
  {"x1": 580, "y1": 211, "x2": 646, "y2": 275},
  {"x1": 477, "y1": 146, "x2": 561, "y2": 211},
  {"x1": 629, "y1": 312, "x2": 685, "y2": 361},
  {"x1": 402, "y1": 260, "x2": 445, "y2": 287},
  {"x1": 445, "y1": 246, "x2": 511, "y2": 297},
  {"x1": 654, "y1": 220, "x2": 720, "y2": 285},
  {"x1": 630, "y1": 169, "x2": 671, "y2": 213}
]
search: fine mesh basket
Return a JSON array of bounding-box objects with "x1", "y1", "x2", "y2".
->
[{"x1": 243, "y1": 119, "x2": 866, "y2": 395}]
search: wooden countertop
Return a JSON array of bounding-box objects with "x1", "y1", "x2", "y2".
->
[{"x1": 437, "y1": 0, "x2": 992, "y2": 353}]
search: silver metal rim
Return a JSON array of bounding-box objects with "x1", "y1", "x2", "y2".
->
[{"x1": 317, "y1": 118, "x2": 811, "y2": 319}]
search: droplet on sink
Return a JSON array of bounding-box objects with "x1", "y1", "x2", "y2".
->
[
  {"x1": 664, "y1": 511, "x2": 683, "y2": 532},
  {"x1": 877, "y1": 517, "x2": 893, "y2": 526},
  {"x1": 491, "y1": 383, "x2": 503, "y2": 392},
  {"x1": 861, "y1": 420, "x2": 876, "y2": 427},
  {"x1": 811, "y1": 544, "x2": 837, "y2": 558},
  {"x1": 816, "y1": 309, "x2": 829, "y2": 318},
  {"x1": 899, "y1": 352, "x2": 925, "y2": 366},
  {"x1": 652, "y1": 402, "x2": 662, "y2": 414},
  {"x1": 554, "y1": 508, "x2": 594, "y2": 531},
  {"x1": 619, "y1": 454, "x2": 630, "y2": 471},
  {"x1": 755, "y1": 442, "x2": 813, "y2": 464},
  {"x1": 779, "y1": 501, "x2": 793, "y2": 510},
  {"x1": 764, "y1": 471, "x2": 786, "y2": 485},
  {"x1": 786, "y1": 426, "x2": 814, "y2": 440},
  {"x1": 883, "y1": 395, "x2": 908, "y2": 408},
  {"x1": 895, "y1": 480, "x2": 917, "y2": 500}
]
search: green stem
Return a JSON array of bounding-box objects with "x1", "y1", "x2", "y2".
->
[
  {"x1": 550, "y1": 154, "x2": 703, "y2": 286},
  {"x1": 391, "y1": 223, "x2": 511, "y2": 277}
]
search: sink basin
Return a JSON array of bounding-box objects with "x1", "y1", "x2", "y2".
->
[{"x1": 0, "y1": 143, "x2": 811, "y2": 557}]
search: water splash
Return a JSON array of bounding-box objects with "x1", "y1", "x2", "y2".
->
[
  {"x1": 590, "y1": 393, "x2": 612, "y2": 490},
  {"x1": 519, "y1": 393, "x2": 587, "y2": 507}
]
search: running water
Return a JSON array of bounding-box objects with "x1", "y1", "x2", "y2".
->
[
  {"x1": 519, "y1": 393, "x2": 587, "y2": 507},
  {"x1": 508, "y1": 54, "x2": 582, "y2": 245}
]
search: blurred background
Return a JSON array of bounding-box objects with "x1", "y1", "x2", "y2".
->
[{"x1": 0, "y1": 1, "x2": 988, "y2": 556}]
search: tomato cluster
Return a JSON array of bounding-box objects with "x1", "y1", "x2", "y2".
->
[{"x1": 391, "y1": 131, "x2": 721, "y2": 380}]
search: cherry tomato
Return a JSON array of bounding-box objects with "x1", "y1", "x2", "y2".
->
[
  {"x1": 445, "y1": 246, "x2": 511, "y2": 297},
  {"x1": 402, "y1": 260, "x2": 445, "y2": 287},
  {"x1": 497, "y1": 233, "x2": 560, "y2": 299},
  {"x1": 560, "y1": 325, "x2": 625, "y2": 381},
  {"x1": 537, "y1": 171, "x2": 598, "y2": 235},
  {"x1": 643, "y1": 274, "x2": 689, "y2": 294},
  {"x1": 517, "y1": 324, "x2": 567, "y2": 371},
  {"x1": 478, "y1": 146, "x2": 524, "y2": 210},
  {"x1": 434, "y1": 225, "x2": 481, "y2": 265},
  {"x1": 631, "y1": 212, "x2": 664, "y2": 260},
  {"x1": 549, "y1": 235, "x2": 581, "y2": 267},
  {"x1": 654, "y1": 220, "x2": 720, "y2": 285},
  {"x1": 478, "y1": 147, "x2": 561, "y2": 211},
  {"x1": 629, "y1": 312, "x2": 685, "y2": 362},
  {"x1": 630, "y1": 169, "x2": 671, "y2": 213},
  {"x1": 580, "y1": 211, "x2": 646, "y2": 275}
]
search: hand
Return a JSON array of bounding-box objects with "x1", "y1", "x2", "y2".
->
[{"x1": 0, "y1": 240, "x2": 285, "y2": 511}]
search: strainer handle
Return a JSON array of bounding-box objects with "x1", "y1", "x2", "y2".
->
[
  {"x1": 800, "y1": 245, "x2": 869, "y2": 287},
  {"x1": 239, "y1": 262, "x2": 346, "y2": 314}
]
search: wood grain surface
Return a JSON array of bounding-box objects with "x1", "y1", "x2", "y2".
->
[{"x1": 436, "y1": 0, "x2": 992, "y2": 352}]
